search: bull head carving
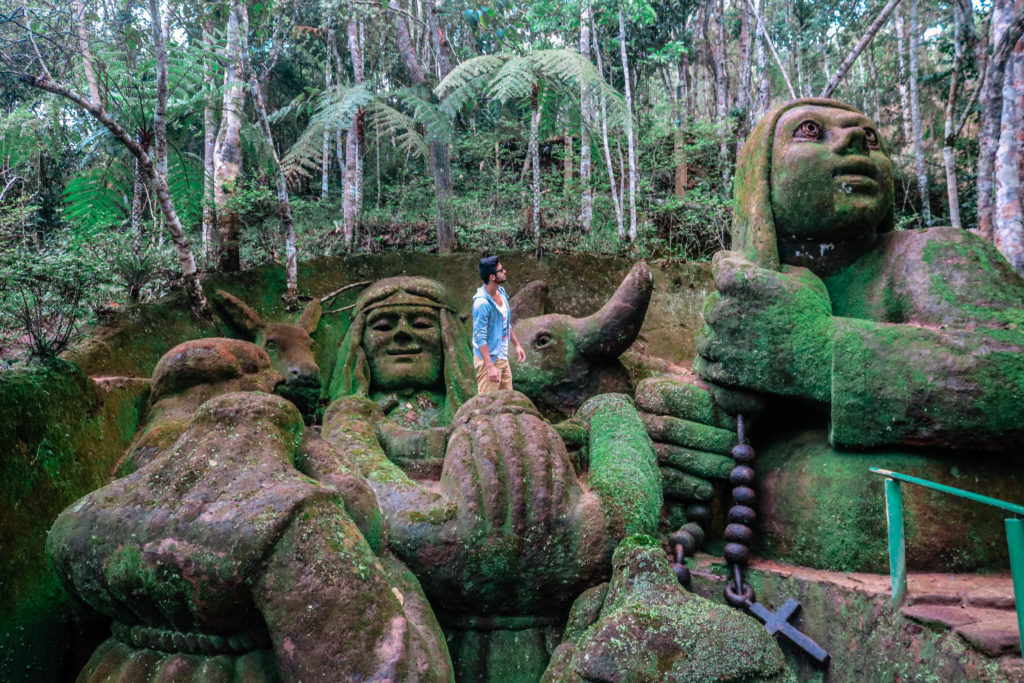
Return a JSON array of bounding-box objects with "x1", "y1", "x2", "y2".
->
[
  {"x1": 511, "y1": 261, "x2": 652, "y2": 420},
  {"x1": 214, "y1": 290, "x2": 323, "y2": 421}
]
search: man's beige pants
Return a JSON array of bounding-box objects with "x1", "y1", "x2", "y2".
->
[{"x1": 474, "y1": 357, "x2": 512, "y2": 393}]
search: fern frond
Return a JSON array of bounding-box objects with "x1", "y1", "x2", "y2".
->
[{"x1": 365, "y1": 100, "x2": 427, "y2": 160}]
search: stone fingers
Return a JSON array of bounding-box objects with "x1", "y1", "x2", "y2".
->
[
  {"x1": 660, "y1": 467, "x2": 714, "y2": 501},
  {"x1": 634, "y1": 376, "x2": 737, "y2": 431},
  {"x1": 654, "y1": 443, "x2": 733, "y2": 480},
  {"x1": 640, "y1": 412, "x2": 735, "y2": 455}
]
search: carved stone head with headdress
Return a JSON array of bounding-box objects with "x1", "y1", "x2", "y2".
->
[
  {"x1": 732, "y1": 98, "x2": 895, "y2": 275},
  {"x1": 328, "y1": 277, "x2": 475, "y2": 426}
]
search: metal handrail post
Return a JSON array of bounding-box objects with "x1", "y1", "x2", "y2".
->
[
  {"x1": 883, "y1": 477, "x2": 907, "y2": 608},
  {"x1": 1006, "y1": 518, "x2": 1024, "y2": 658}
]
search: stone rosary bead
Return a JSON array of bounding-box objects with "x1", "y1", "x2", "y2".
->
[
  {"x1": 685, "y1": 502, "x2": 712, "y2": 526},
  {"x1": 732, "y1": 485, "x2": 757, "y2": 506},
  {"x1": 670, "y1": 530, "x2": 696, "y2": 556},
  {"x1": 669, "y1": 562, "x2": 692, "y2": 589},
  {"x1": 723, "y1": 542, "x2": 750, "y2": 565},
  {"x1": 724, "y1": 523, "x2": 754, "y2": 545},
  {"x1": 681, "y1": 522, "x2": 705, "y2": 548},
  {"x1": 729, "y1": 504, "x2": 757, "y2": 525},
  {"x1": 731, "y1": 443, "x2": 756, "y2": 464},
  {"x1": 729, "y1": 465, "x2": 755, "y2": 487}
]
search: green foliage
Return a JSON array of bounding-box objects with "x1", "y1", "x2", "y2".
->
[{"x1": 0, "y1": 245, "x2": 102, "y2": 359}]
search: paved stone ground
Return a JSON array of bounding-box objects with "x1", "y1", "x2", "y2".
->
[{"x1": 690, "y1": 554, "x2": 1022, "y2": 681}]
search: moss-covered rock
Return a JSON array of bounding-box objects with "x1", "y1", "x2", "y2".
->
[{"x1": 544, "y1": 535, "x2": 791, "y2": 682}]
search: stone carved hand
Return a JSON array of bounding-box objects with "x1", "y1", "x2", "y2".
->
[
  {"x1": 695, "y1": 250, "x2": 835, "y2": 404},
  {"x1": 323, "y1": 391, "x2": 659, "y2": 621},
  {"x1": 633, "y1": 375, "x2": 738, "y2": 510}
]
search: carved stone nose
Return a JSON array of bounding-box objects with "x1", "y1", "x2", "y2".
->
[{"x1": 288, "y1": 363, "x2": 319, "y2": 382}]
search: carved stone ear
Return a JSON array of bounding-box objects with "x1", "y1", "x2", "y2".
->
[
  {"x1": 213, "y1": 289, "x2": 265, "y2": 341},
  {"x1": 297, "y1": 298, "x2": 322, "y2": 335}
]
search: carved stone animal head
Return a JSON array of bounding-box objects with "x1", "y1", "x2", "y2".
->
[
  {"x1": 214, "y1": 290, "x2": 323, "y2": 421},
  {"x1": 511, "y1": 261, "x2": 653, "y2": 420}
]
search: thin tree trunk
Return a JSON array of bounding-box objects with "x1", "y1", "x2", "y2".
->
[
  {"x1": 530, "y1": 85, "x2": 543, "y2": 255},
  {"x1": 242, "y1": 26, "x2": 298, "y2": 308},
  {"x1": 994, "y1": 28, "x2": 1024, "y2": 271},
  {"x1": 895, "y1": 10, "x2": 914, "y2": 146},
  {"x1": 389, "y1": 0, "x2": 456, "y2": 252},
  {"x1": 674, "y1": 56, "x2": 688, "y2": 200},
  {"x1": 736, "y1": 0, "x2": 752, "y2": 148},
  {"x1": 709, "y1": 0, "x2": 730, "y2": 181},
  {"x1": 619, "y1": 4, "x2": 638, "y2": 242},
  {"x1": 321, "y1": 29, "x2": 332, "y2": 202},
  {"x1": 866, "y1": 46, "x2": 882, "y2": 121},
  {"x1": 213, "y1": 0, "x2": 247, "y2": 271},
  {"x1": 71, "y1": 0, "x2": 101, "y2": 107},
  {"x1": 820, "y1": 0, "x2": 905, "y2": 98},
  {"x1": 564, "y1": 135, "x2": 573, "y2": 185},
  {"x1": 908, "y1": 0, "x2": 932, "y2": 224},
  {"x1": 580, "y1": 0, "x2": 594, "y2": 232},
  {"x1": 202, "y1": 11, "x2": 216, "y2": 264},
  {"x1": 746, "y1": 0, "x2": 794, "y2": 99},
  {"x1": 342, "y1": 17, "x2": 364, "y2": 250},
  {"x1": 590, "y1": 12, "x2": 624, "y2": 238},
  {"x1": 754, "y1": 0, "x2": 770, "y2": 118},
  {"x1": 943, "y1": 0, "x2": 967, "y2": 230},
  {"x1": 976, "y1": 1, "x2": 1024, "y2": 241}
]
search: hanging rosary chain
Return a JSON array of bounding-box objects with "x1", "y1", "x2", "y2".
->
[{"x1": 724, "y1": 412, "x2": 757, "y2": 607}]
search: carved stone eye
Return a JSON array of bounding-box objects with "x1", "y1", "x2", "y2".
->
[
  {"x1": 534, "y1": 333, "x2": 552, "y2": 349},
  {"x1": 794, "y1": 120, "x2": 821, "y2": 141},
  {"x1": 864, "y1": 128, "x2": 880, "y2": 150}
]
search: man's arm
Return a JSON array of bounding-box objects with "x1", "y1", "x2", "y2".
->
[
  {"x1": 478, "y1": 342, "x2": 500, "y2": 382},
  {"x1": 509, "y1": 327, "x2": 526, "y2": 363}
]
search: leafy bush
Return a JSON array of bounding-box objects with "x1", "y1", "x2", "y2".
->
[{"x1": 0, "y1": 246, "x2": 102, "y2": 359}]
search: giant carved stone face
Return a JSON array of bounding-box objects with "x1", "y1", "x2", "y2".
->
[
  {"x1": 770, "y1": 105, "x2": 894, "y2": 245},
  {"x1": 363, "y1": 305, "x2": 443, "y2": 391}
]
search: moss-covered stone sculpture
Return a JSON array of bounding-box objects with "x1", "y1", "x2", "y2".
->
[
  {"x1": 543, "y1": 535, "x2": 790, "y2": 682},
  {"x1": 46, "y1": 337, "x2": 453, "y2": 682},
  {"x1": 658, "y1": 98, "x2": 1024, "y2": 571},
  {"x1": 322, "y1": 277, "x2": 664, "y2": 680},
  {"x1": 510, "y1": 261, "x2": 653, "y2": 421}
]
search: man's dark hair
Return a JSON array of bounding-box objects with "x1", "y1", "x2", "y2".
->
[{"x1": 479, "y1": 255, "x2": 500, "y2": 283}]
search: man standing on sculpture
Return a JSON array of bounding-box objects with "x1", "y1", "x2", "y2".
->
[{"x1": 473, "y1": 255, "x2": 526, "y2": 392}]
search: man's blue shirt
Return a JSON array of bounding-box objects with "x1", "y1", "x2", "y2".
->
[{"x1": 472, "y1": 285, "x2": 510, "y2": 361}]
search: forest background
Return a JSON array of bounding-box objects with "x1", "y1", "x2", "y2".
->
[{"x1": 0, "y1": 0, "x2": 1022, "y2": 361}]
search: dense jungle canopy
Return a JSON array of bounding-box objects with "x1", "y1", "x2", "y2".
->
[{"x1": 0, "y1": 0, "x2": 1023, "y2": 361}]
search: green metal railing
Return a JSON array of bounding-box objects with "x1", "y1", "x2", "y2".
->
[{"x1": 869, "y1": 468, "x2": 1023, "y2": 659}]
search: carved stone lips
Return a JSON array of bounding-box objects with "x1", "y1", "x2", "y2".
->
[{"x1": 833, "y1": 158, "x2": 877, "y2": 179}]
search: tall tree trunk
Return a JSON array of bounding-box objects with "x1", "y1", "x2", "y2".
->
[
  {"x1": 564, "y1": 135, "x2": 573, "y2": 185},
  {"x1": 202, "y1": 11, "x2": 217, "y2": 264},
  {"x1": 674, "y1": 56, "x2": 688, "y2": 200},
  {"x1": 709, "y1": 0, "x2": 730, "y2": 182},
  {"x1": 590, "y1": 13, "x2": 624, "y2": 238},
  {"x1": 754, "y1": 0, "x2": 770, "y2": 118},
  {"x1": 895, "y1": 9, "x2": 914, "y2": 147},
  {"x1": 71, "y1": 0, "x2": 101, "y2": 107},
  {"x1": 976, "y1": 1, "x2": 1024, "y2": 241},
  {"x1": 819, "y1": 0, "x2": 905, "y2": 98},
  {"x1": 866, "y1": 46, "x2": 882, "y2": 121},
  {"x1": 580, "y1": 0, "x2": 594, "y2": 232},
  {"x1": 619, "y1": 4, "x2": 638, "y2": 242},
  {"x1": 943, "y1": 0, "x2": 968, "y2": 230},
  {"x1": 530, "y1": 85, "x2": 542, "y2": 256},
  {"x1": 907, "y1": 0, "x2": 931, "y2": 224},
  {"x1": 321, "y1": 29, "x2": 332, "y2": 202},
  {"x1": 213, "y1": 0, "x2": 247, "y2": 271},
  {"x1": 342, "y1": 17, "x2": 364, "y2": 250},
  {"x1": 736, "y1": 0, "x2": 752, "y2": 148},
  {"x1": 388, "y1": 0, "x2": 456, "y2": 252},
  {"x1": 994, "y1": 29, "x2": 1024, "y2": 271}
]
